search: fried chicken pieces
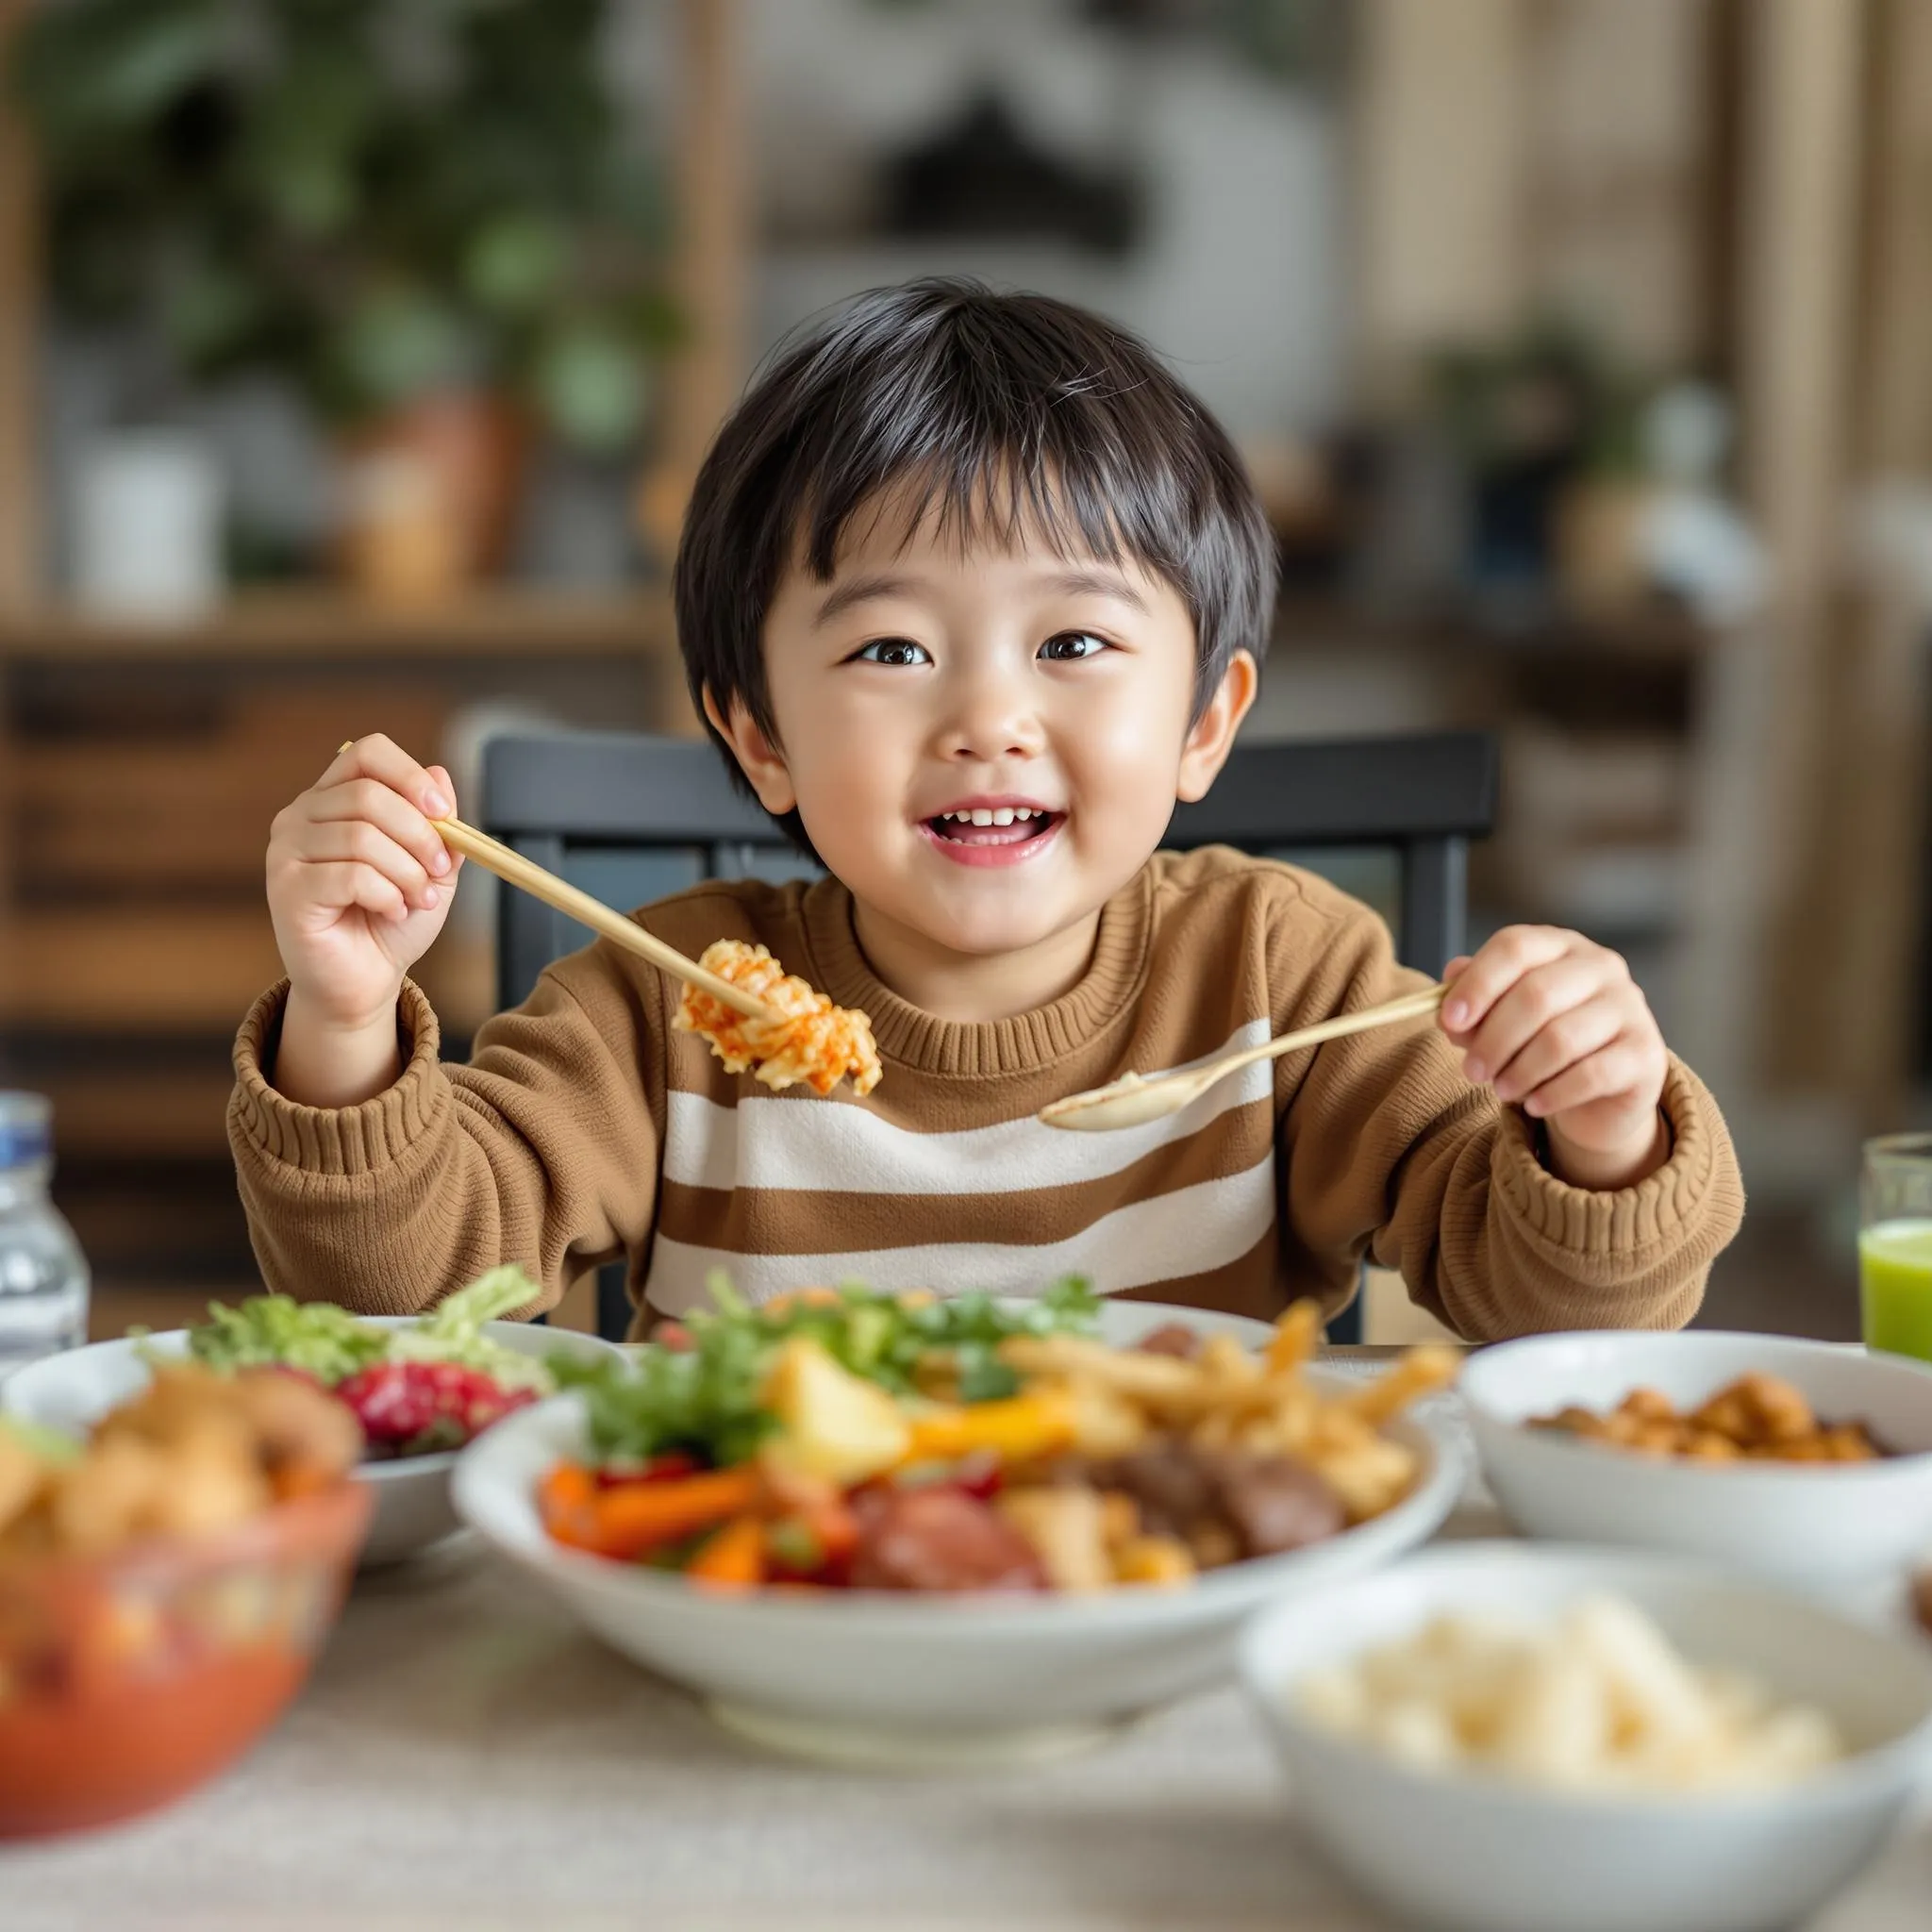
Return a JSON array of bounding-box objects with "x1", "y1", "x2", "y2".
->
[
  {"x1": 0, "y1": 1364, "x2": 363, "y2": 1560},
  {"x1": 675, "y1": 940, "x2": 882, "y2": 1097}
]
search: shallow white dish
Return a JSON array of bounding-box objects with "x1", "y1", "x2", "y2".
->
[
  {"x1": 1240, "y1": 1542, "x2": 1932, "y2": 1932},
  {"x1": 1458, "y1": 1330, "x2": 1932, "y2": 1588},
  {"x1": 2, "y1": 1315, "x2": 623, "y2": 1567},
  {"x1": 453, "y1": 1302, "x2": 1461, "y2": 1766}
]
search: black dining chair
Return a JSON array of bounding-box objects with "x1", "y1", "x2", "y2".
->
[{"x1": 482, "y1": 727, "x2": 1499, "y2": 1344}]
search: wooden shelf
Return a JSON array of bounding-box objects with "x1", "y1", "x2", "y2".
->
[{"x1": 0, "y1": 587, "x2": 672, "y2": 662}]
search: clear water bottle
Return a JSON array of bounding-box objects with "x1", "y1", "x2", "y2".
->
[{"x1": 0, "y1": 1093, "x2": 91, "y2": 1381}]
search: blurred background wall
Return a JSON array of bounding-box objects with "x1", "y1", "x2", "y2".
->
[{"x1": 0, "y1": 0, "x2": 1924, "y2": 1339}]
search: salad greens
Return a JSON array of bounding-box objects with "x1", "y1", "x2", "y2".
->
[
  {"x1": 184, "y1": 1295, "x2": 387, "y2": 1385},
  {"x1": 182, "y1": 1266, "x2": 549, "y2": 1390},
  {"x1": 554, "y1": 1274, "x2": 1100, "y2": 1467},
  {"x1": 383, "y1": 1267, "x2": 553, "y2": 1391}
]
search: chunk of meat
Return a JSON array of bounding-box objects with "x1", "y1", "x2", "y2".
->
[
  {"x1": 849, "y1": 1486, "x2": 1047, "y2": 1592},
  {"x1": 1090, "y1": 1442, "x2": 1221, "y2": 1541},
  {"x1": 1135, "y1": 1323, "x2": 1203, "y2": 1360},
  {"x1": 1086, "y1": 1437, "x2": 1347, "y2": 1561},
  {"x1": 1205, "y1": 1452, "x2": 1346, "y2": 1556}
]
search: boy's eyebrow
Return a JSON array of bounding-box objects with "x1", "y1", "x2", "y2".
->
[
  {"x1": 812, "y1": 565, "x2": 1150, "y2": 628},
  {"x1": 1045, "y1": 567, "x2": 1150, "y2": 612},
  {"x1": 811, "y1": 574, "x2": 924, "y2": 628}
]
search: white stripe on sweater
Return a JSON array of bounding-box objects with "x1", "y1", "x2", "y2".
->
[
  {"x1": 660, "y1": 1018, "x2": 1273, "y2": 1198},
  {"x1": 641, "y1": 1153, "x2": 1278, "y2": 1313}
]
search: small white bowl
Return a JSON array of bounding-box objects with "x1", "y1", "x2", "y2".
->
[
  {"x1": 453, "y1": 1302, "x2": 1463, "y2": 1766},
  {"x1": 2, "y1": 1316, "x2": 623, "y2": 1567},
  {"x1": 1458, "y1": 1330, "x2": 1932, "y2": 1589},
  {"x1": 1240, "y1": 1542, "x2": 1932, "y2": 1932}
]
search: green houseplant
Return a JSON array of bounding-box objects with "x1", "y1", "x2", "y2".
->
[{"x1": 10, "y1": 0, "x2": 678, "y2": 594}]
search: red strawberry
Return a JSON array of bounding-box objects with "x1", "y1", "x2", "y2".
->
[{"x1": 333, "y1": 1360, "x2": 535, "y2": 1457}]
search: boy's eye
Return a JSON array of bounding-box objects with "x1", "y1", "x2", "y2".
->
[
  {"x1": 1039, "y1": 631, "x2": 1111, "y2": 662},
  {"x1": 851, "y1": 638, "x2": 933, "y2": 667}
]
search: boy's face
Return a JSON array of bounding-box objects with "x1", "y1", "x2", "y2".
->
[{"x1": 710, "y1": 492, "x2": 1255, "y2": 968}]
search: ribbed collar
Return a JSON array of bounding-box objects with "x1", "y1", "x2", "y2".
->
[{"x1": 798, "y1": 868, "x2": 1154, "y2": 1077}]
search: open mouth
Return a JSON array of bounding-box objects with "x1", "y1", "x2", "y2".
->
[{"x1": 920, "y1": 803, "x2": 1065, "y2": 863}]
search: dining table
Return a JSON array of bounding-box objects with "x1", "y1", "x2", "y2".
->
[{"x1": 6, "y1": 1351, "x2": 1931, "y2": 1932}]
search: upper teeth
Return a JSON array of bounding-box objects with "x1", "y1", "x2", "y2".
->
[{"x1": 941, "y1": 807, "x2": 1041, "y2": 825}]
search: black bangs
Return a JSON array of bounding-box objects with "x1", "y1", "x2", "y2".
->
[{"x1": 674, "y1": 277, "x2": 1277, "y2": 850}]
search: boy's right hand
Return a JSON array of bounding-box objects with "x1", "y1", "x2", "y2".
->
[{"x1": 266, "y1": 735, "x2": 464, "y2": 1033}]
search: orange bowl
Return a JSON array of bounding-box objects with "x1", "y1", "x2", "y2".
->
[{"x1": 0, "y1": 1478, "x2": 371, "y2": 1838}]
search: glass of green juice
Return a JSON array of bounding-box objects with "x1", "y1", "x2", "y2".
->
[{"x1": 1859, "y1": 1134, "x2": 1932, "y2": 1359}]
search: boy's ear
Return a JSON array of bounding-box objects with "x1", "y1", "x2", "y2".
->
[
  {"x1": 702, "y1": 688, "x2": 798, "y2": 817},
  {"x1": 1174, "y1": 650, "x2": 1258, "y2": 804}
]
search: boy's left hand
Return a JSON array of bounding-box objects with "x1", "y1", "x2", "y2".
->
[{"x1": 1440, "y1": 926, "x2": 1670, "y2": 1192}]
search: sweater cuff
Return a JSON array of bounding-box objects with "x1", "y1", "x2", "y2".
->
[
  {"x1": 229, "y1": 979, "x2": 448, "y2": 1177},
  {"x1": 1491, "y1": 1056, "x2": 1723, "y2": 1258}
]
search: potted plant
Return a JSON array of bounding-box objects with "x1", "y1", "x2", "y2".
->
[{"x1": 10, "y1": 0, "x2": 678, "y2": 603}]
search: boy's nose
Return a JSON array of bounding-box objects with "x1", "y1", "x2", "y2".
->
[{"x1": 939, "y1": 666, "x2": 1044, "y2": 763}]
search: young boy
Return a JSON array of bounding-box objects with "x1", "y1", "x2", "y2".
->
[{"x1": 234, "y1": 278, "x2": 1742, "y2": 1340}]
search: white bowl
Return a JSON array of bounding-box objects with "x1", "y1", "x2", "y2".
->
[
  {"x1": 2, "y1": 1316, "x2": 623, "y2": 1567},
  {"x1": 1458, "y1": 1330, "x2": 1932, "y2": 1589},
  {"x1": 453, "y1": 1303, "x2": 1462, "y2": 1766},
  {"x1": 1240, "y1": 1542, "x2": 1932, "y2": 1932}
]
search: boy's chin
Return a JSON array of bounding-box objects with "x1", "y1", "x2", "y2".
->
[{"x1": 882, "y1": 892, "x2": 1101, "y2": 961}]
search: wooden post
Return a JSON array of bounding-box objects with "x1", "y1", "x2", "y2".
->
[
  {"x1": 1814, "y1": 0, "x2": 1932, "y2": 1125},
  {"x1": 0, "y1": 0, "x2": 42, "y2": 616},
  {"x1": 636, "y1": 0, "x2": 749, "y2": 734},
  {"x1": 1733, "y1": 0, "x2": 1867, "y2": 1097}
]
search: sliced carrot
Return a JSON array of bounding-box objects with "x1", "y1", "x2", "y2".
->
[
  {"x1": 575, "y1": 1463, "x2": 763, "y2": 1561},
  {"x1": 539, "y1": 1460, "x2": 602, "y2": 1549},
  {"x1": 687, "y1": 1513, "x2": 767, "y2": 1590}
]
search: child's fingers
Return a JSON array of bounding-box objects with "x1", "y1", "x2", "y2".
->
[
  {"x1": 309, "y1": 776, "x2": 453, "y2": 882},
  {"x1": 1518, "y1": 1035, "x2": 1652, "y2": 1120},
  {"x1": 325, "y1": 734, "x2": 453, "y2": 819},
  {"x1": 296, "y1": 821, "x2": 441, "y2": 911},
  {"x1": 1457, "y1": 954, "x2": 1609, "y2": 1084},
  {"x1": 1488, "y1": 995, "x2": 1624, "y2": 1105},
  {"x1": 298, "y1": 859, "x2": 412, "y2": 926},
  {"x1": 425, "y1": 765, "x2": 464, "y2": 876},
  {"x1": 1438, "y1": 926, "x2": 1573, "y2": 1033}
]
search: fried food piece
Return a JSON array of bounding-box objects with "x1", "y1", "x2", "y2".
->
[
  {"x1": 1111, "y1": 1533, "x2": 1195, "y2": 1587},
  {"x1": 996, "y1": 1485, "x2": 1114, "y2": 1591},
  {"x1": 675, "y1": 940, "x2": 882, "y2": 1097},
  {"x1": 226, "y1": 1367, "x2": 366, "y2": 1490},
  {"x1": 1535, "y1": 1373, "x2": 1887, "y2": 1465}
]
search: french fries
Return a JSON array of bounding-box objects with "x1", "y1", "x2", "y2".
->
[{"x1": 998, "y1": 1303, "x2": 1457, "y2": 1528}]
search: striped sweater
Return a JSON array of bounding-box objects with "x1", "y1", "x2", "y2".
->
[{"x1": 228, "y1": 847, "x2": 1744, "y2": 1341}]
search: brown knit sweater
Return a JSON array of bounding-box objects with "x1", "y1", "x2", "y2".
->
[{"x1": 228, "y1": 847, "x2": 1744, "y2": 1341}]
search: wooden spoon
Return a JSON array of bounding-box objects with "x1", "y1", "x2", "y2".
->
[{"x1": 1038, "y1": 984, "x2": 1448, "y2": 1132}]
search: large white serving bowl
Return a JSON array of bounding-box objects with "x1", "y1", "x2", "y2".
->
[
  {"x1": 1241, "y1": 1542, "x2": 1932, "y2": 1932},
  {"x1": 453, "y1": 1303, "x2": 1462, "y2": 1766},
  {"x1": 2, "y1": 1316, "x2": 623, "y2": 1567},
  {"x1": 1458, "y1": 1330, "x2": 1932, "y2": 1588}
]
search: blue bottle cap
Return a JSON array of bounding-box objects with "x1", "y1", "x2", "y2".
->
[{"x1": 0, "y1": 1093, "x2": 52, "y2": 1170}]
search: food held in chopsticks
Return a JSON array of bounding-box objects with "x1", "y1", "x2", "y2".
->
[
  {"x1": 0, "y1": 1363, "x2": 361, "y2": 1559},
  {"x1": 537, "y1": 1284, "x2": 1457, "y2": 1593},
  {"x1": 179, "y1": 1267, "x2": 558, "y2": 1460},
  {"x1": 675, "y1": 940, "x2": 882, "y2": 1097},
  {"x1": 1294, "y1": 1596, "x2": 1845, "y2": 1793},
  {"x1": 1533, "y1": 1373, "x2": 1891, "y2": 1464}
]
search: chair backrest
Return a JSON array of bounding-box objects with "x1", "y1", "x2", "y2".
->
[{"x1": 480, "y1": 728, "x2": 1499, "y2": 1341}]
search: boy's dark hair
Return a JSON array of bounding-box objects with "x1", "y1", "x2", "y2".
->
[{"x1": 674, "y1": 276, "x2": 1277, "y2": 851}]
